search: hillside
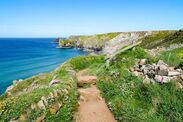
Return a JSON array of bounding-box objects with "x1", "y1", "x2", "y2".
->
[
  {"x1": 1, "y1": 30, "x2": 183, "y2": 122},
  {"x1": 58, "y1": 30, "x2": 183, "y2": 55}
]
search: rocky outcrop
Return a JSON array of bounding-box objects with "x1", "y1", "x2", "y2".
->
[
  {"x1": 103, "y1": 31, "x2": 154, "y2": 55},
  {"x1": 131, "y1": 59, "x2": 183, "y2": 87}
]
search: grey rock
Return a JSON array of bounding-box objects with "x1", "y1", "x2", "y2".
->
[
  {"x1": 168, "y1": 71, "x2": 180, "y2": 76},
  {"x1": 154, "y1": 75, "x2": 173, "y2": 83},
  {"x1": 132, "y1": 71, "x2": 143, "y2": 77}
]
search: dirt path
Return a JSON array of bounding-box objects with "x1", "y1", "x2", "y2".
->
[{"x1": 76, "y1": 69, "x2": 116, "y2": 122}]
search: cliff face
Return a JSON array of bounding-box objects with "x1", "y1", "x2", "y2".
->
[{"x1": 59, "y1": 30, "x2": 182, "y2": 55}]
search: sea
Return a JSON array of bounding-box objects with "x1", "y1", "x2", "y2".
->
[{"x1": 0, "y1": 38, "x2": 86, "y2": 94}]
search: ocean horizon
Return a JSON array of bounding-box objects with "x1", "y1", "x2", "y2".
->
[{"x1": 0, "y1": 38, "x2": 86, "y2": 94}]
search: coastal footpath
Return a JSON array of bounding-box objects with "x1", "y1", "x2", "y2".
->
[{"x1": 0, "y1": 29, "x2": 183, "y2": 121}]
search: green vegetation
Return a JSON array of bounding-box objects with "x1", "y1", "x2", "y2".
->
[
  {"x1": 158, "y1": 47, "x2": 183, "y2": 67},
  {"x1": 1, "y1": 30, "x2": 183, "y2": 121},
  {"x1": 140, "y1": 30, "x2": 183, "y2": 49},
  {"x1": 0, "y1": 60, "x2": 78, "y2": 121},
  {"x1": 140, "y1": 31, "x2": 174, "y2": 49},
  {"x1": 59, "y1": 39, "x2": 74, "y2": 47},
  {"x1": 68, "y1": 55, "x2": 105, "y2": 71},
  {"x1": 95, "y1": 47, "x2": 183, "y2": 122}
]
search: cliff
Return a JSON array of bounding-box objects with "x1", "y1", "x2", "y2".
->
[{"x1": 58, "y1": 30, "x2": 183, "y2": 55}]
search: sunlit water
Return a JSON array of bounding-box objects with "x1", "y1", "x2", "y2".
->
[{"x1": 0, "y1": 38, "x2": 86, "y2": 94}]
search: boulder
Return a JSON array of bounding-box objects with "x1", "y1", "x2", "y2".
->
[
  {"x1": 168, "y1": 71, "x2": 181, "y2": 76},
  {"x1": 154, "y1": 75, "x2": 173, "y2": 83},
  {"x1": 157, "y1": 60, "x2": 168, "y2": 67},
  {"x1": 157, "y1": 64, "x2": 168, "y2": 76}
]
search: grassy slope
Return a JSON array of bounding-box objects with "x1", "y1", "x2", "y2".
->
[
  {"x1": 97, "y1": 47, "x2": 183, "y2": 122},
  {"x1": 0, "y1": 55, "x2": 104, "y2": 121},
  {"x1": 140, "y1": 30, "x2": 183, "y2": 49}
]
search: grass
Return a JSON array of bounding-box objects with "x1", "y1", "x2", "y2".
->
[
  {"x1": 158, "y1": 47, "x2": 183, "y2": 67},
  {"x1": 140, "y1": 30, "x2": 183, "y2": 49},
  {"x1": 68, "y1": 55, "x2": 105, "y2": 71},
  {"x1": 96, "y1": 47, "x2": 183, "y2": 122},
  {"x1": 0, "y1": 61, "x2": 78, "y2": 121},
  {"x1": 140, "y1": 31, "x2": 174, "y2": 49}
]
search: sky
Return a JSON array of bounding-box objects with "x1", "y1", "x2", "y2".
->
[{"x1": 0, "y1": 0, "x2": 183, "y2": 37}]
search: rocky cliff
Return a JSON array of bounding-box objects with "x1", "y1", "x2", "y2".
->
[{"x1": 59, "y1": 30, "x2": 183, "y2": 55}]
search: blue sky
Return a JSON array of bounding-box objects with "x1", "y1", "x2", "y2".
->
[{"x1": 0, "y1": 0, "x2": 183, "y2": 37}]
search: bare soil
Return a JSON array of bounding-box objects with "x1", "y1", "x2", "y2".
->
[{"x1": 75, "y1": 69, "x2": 116, "y2": 122}]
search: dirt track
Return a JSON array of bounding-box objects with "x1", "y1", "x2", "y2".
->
[{"x1": 76, "y1": 69, "x2": 116, "y2": 122}]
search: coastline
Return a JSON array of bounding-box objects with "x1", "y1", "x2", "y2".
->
[{"x1": 0, "y1": 38, "x2": 87, "y2": 95}]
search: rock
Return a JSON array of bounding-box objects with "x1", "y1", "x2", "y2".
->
[
  {"x1": 180, "y1": 75, "x2": 183, "y2": 81},
  {"x1": 10, "y1": 119, "x2": 19, "y2": 122},
  {"x1": 143, "y1": 64, "x2": 154, "y2": 75},
  {"x1": 31, "y1": 103, "x2": 37, "y2": 110},
  {"x1": 49, "y1": 79, "x2": 61, "y2": 86},
  {"x1": 19, "y1": 113, "x2": 27, "y2": 122},
  {"x1": 37, "y1": 100, "x2": 46, "y2": 110},
  {"x1": 132, "y1": 71, "x2": 143, "y2": 77},
  {"x1": 6, "y1": 85, "x2": 14, "y2": 92},
  {"x1": 176, "y1": 82, "x2": 183, "y2": 89},
  {"x1": 49, "y1": 103, "x2": 61, "y2": 115},
  {"x1": 139, "y1": 59, "x2": 146, "y2": 66},
  {"x1": 49, "y1": 92, "x2": 54, "y2": 98},
  {"x1": 168, "y1": 67, "x2": 175, "y2": 71},
  {"x1": 129, "y1": 67, "x2": 134, "y2": 72},
  {"x1": 13, "y1": 80, "x2": 18, "y2": 85},
  {"x1": 19, "y1": 79, "x2": 23, "y2": 82},
  {"x1": 168, "y1": 71, "x2": 180, "y2": 76},
  {"x1": 143, "y1": 75, "x2": 151, "y2": 84},
  {"x1": 134, "y1": 67, "x2": 141, "y2": 72},
  {"x1": 57, "y1": 90, "x2": 63, "y2": 96},
  {"x1": 36, "y1": 115, "x2": 45, "y2": 122},
  {"x1": 41, "y1": 96, "x2": 48, "y2": 106},
  {"x1": 157, "y1": 64, "x2": 168, "y2": 76},
  {"x1": 157, "y1": 60, "x2": 168, "y2": 67},
  {"x1": 53, "y1": 90, "x2": 58, "y2": 97},
  {"x1": 154, "y1": 75, "x2": 173, "y2": 83},
  {"x1": 176, "y1": 69, "x2": 182, "y2": 72}
]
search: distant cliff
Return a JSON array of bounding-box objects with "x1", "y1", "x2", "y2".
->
[{"x1": 58, "y1": 30, "x2": 183, "y2": 55}]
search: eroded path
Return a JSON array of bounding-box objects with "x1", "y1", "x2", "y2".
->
[{"x1": 75, "y1": 69, "x2": 116, "y2": 122}]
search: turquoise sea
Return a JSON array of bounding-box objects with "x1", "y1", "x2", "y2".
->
[{"x1": 0, "y1": 38, "x2": 86, "y2": 94}]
